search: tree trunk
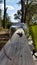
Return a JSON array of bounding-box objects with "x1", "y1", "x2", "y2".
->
[
  {"x1": 24, "y1": 0, "x2": 28, "y2": 23},
  {"x1": 21, "y1": 0, "x2": 29, "y2": 23},
  {"x1": 3, "y1": 0, "x2": 6, "y2": 28},
  {"x1": 21, "y1": 0, "x2": 25, "y2": 23}
]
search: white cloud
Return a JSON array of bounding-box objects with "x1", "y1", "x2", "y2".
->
[
  {"x1": 0, "y1": 3, "x2": 14, "y2": 11},
  {"x1": 7, "y1": 5, "x2": 14, "y2": 10},
  {"x1": 9, "y1": 12, "x2": 18, "y2": 22},
  {"x1": 0, "y1": 3, "x2": 18, "y2": 23}
]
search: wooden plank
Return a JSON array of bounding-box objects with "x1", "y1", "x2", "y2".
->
[{"x1": 0, "y1": 28, "x2": 35, "y2": 65}]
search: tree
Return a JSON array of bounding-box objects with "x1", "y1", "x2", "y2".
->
[
  {"x1": 0, "y1": 0, "x2": 12, "y2": 29},
  {"x1": 14, "y1": 10, "x2": 21, "y2": 21},
  {"x1": 32, "y1": 14, "x2": 37, "y2": 24},
  {"x1": 0, "y1": 9, "x2": 2, "y2": 26},
  {"x1": 21, "y1": 0, "x2": 25, "y2": 23},
  {"x1": 14, "y1": 0, "x2": 37, "y2": 23},
  {"x1": 0, "y1": 0, "x2": 2, "y2": 26},
  {"x1": 14, "y1": 0, "x2": 25, "y2": 23},
  {"x1": 2, "y1": 0, "x2": 7, "y2": 28},
  {"x1": 5, "y1": 13, "x2": 13, "y2": 29}
]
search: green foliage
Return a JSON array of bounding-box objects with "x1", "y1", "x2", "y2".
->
[
  {"x1": 14, "y1": 0, "x2": 37, "y2": 23},
  {"x1": 6, "y1": 21, "x2": 13, "y2": 29},
  {"x1": 30, "y1": 25, "x2": 37, "y2": 51},
  {"x1": 3, "y1": 13, "x2": 13, "y2": 29},
  {"x1": 14, "y1": 10, "x2": 21, "y2": 21},
  {"x1": 32, "y1": 14, "x2": 37, "y2": 24},
  {"x1": 0, "y1": 27, "x2": 3, "y2": 30},
  {"x1": 0, "y1": 9, "x2": 12, "y2": 29},
  {"x1": 11, "y1": 28, "x2": 16, "y2": 35}
]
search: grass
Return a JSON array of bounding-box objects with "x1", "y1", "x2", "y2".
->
[{"x1": 30, "y1": 25, "x2": 37, "y2": 51}]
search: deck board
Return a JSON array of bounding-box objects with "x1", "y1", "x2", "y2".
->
[{"x1": 0, "y1": 28, "x2": 35, "y2": 65}]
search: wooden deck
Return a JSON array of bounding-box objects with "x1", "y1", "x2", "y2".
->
[
  {"x1": 0, "y1": 31, "x2": 9, "y2": 50},
  {"x1": 0, "y1": 28, "x2": 35, "y2": 65}
]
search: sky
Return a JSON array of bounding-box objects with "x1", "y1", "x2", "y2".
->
[{"x1": 0, "y1": 0, "x2": 21, "y2": 22}]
